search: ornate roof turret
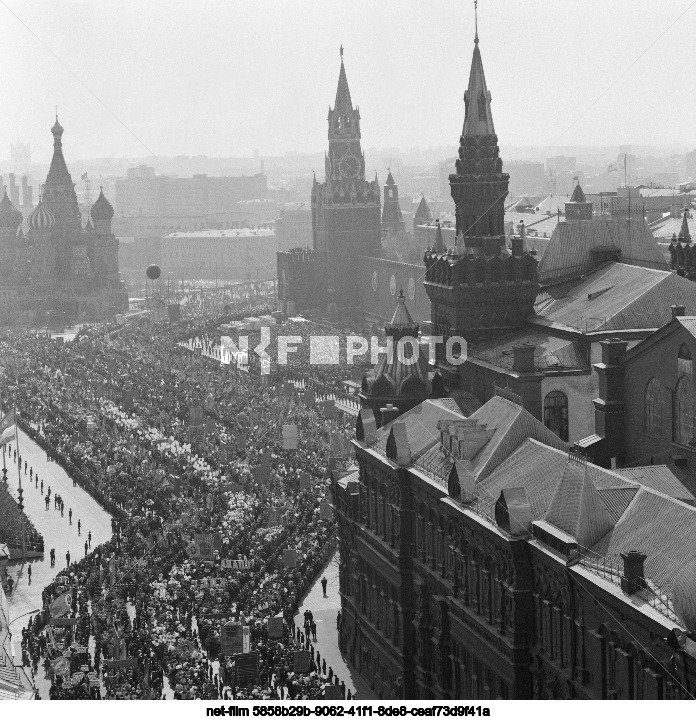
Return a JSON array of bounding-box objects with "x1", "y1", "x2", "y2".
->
[
  {"x1": 360, "y1": 290, "x2": 432, "y2": 420},
  {"x1": 679, "y1": 207, "x2": 692, "y2": 244},
  {"x1": 27, "y1": 197, "x2": 55, "y2": 231},
  {"x1": 386, "y1": 289, "x2": 420, "y2": 340},
  {"x1": 90, "y1": 188, "x2": 114, "y2": 221},
  {"x1": 386, "y1": 170, "x2": 395, "y2": 186},
  {"x1": 569, "y1": 182, "x2": 587, "y2": 203},
  {"x1": 433, "y1": 219, "x2": 445, "y2": 253},
  {"x1": 565, "y1": 181, "x2": 593, "y2": 221},
  {"x1": 0, "y1": 189, "x2": 23, "y2": 230}
]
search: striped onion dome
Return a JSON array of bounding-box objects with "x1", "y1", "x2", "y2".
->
[
  {"x1": 673, "y1": 559, "x2": 696, "y2": 633},
  {"x1": 27, "y1": 198, "x2": 55, "y2": 231},
  {"x1": 0, "y1": 189, "x2": 23, "y2": 230}
]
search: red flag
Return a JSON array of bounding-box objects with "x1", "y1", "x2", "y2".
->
[{"x1": 49, "y1": 591, "x2": 72, "y2": 618}]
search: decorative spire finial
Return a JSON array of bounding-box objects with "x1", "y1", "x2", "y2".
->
[
  {"x1": 340, "y1": 44, "x2": 344, "y2": 60},
  {"x1": 474, "y1": 0, "x2": 479, "y2": 43}
]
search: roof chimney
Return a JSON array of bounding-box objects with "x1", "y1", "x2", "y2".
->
[
  {"x1": 512, "y1": 343, "x2": 536, "y2": 373},
  {"x1": 600, "y1": 338, "x2": 628, "y2": 366},
  {"x1": 620, "y1": 550, "x2": 647, "y2": 595},
  {"x1": 380, "y1": 404, "x2": 400, "y2": 427},
  {"x1": 672, "y1": 304, "x2": 687, "y2": 319}
]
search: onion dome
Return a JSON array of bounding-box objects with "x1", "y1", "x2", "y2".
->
[
  {"x1": 51, "y1": 116, "x2": 64, "y2": 136},
  {"x1": 0, "y1": 189, "x2": 23, "y2": 230},
  {"x1": 90, "y1": 187, "x2": 114, "y2": 221},
  {"x1": 673, "y1": 559, "x2": 696, "y2": 634},
  {"x1": 27, "y1": 198, "x2": 55, "y2": 231}
]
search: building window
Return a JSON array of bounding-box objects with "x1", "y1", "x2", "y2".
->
[
  {"x1": 678, "y1": 343, "x2": 693, "y2": 379},
  {"x1": 674, "y1": 375, "x2": 696, "y2": 446},
  {"x1": 644, "y1": 378, "x2": 663, "y2": 437},
  {"x1": 544, "y1": 391, "x2": 569, "y2": 442}
]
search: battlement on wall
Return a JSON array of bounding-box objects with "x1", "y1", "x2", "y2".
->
[{"x1": 423, "y1": 250, "x2": 538, "y2": 287}]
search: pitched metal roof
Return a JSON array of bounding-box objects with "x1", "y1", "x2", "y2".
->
[
  {"x1": 469, "y1": 328, "x2": 589, "y2": 371},
  {"x1": 538, "y1": 217, "x2": 668, "y2": 284},
  {"x1": 616, "y1": 464, "x2": 696, "y2": 504},
  {"x1": 467, "y1": 396, "x2": 569, "y2": 480},
  {"x1": 651, "y1": 211, "x2": 696, "y2": 240},
  {"x1": 533, "y1": 263, "x2": 696, "y2": 333},
  {"x1": 375, "y1": 398, "x2": 466, "y2": 460},
  {"x1": 545, "y1": 460, "x2": 616, "y2": 547},
  {"x1": 476, "y1": 440, "x2": 639, "y2": 529},
  {"x1": 591, "y1": 488, "x2": 696, "y2": 595},
  {"x1": 678, "y1": 317, "x2": 696, "y2": 339}
]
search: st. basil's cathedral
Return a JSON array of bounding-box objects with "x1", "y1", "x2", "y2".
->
[{"x1": 0, "y1": 117, "x2": 128, "y2": 326}]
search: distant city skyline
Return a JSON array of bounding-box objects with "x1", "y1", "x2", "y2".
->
[{"x1": 3, "y1": 0, "x2": 696, "y2": 161}]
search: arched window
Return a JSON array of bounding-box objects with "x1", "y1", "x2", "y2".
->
[
  {"x1": 674, "y1": 375, "x2": 696, "y2": 446},
  {"x1": 644, "y1": 378, "x2": 663, "y2": 436},
  {"x1": 544, "y1": 391, "x2": 569, "y2": 442},
  {"x1": 678, "y1": 343, "x2": 693, "y2": 379}
]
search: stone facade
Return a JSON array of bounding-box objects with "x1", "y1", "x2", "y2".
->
[{"x1": 334, "y1": 394, "x2": 696, "y2": 700}]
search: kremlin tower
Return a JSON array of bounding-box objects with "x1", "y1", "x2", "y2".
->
[{"x1": 423, "y1": 22, "x2": 538, "y2": 348}]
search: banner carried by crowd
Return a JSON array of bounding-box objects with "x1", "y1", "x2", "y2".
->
[{"x1": 3, "y1": 293, "x2": 361, "y2": 700}]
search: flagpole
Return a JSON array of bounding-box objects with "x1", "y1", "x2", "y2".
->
[{"x1": 14, "y1": 405, "x2": 25, "y2": 561}]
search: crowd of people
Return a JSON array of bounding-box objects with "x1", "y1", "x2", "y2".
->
[{"x1": 1, "y1": 290, "x2": 365, "y2": 700}]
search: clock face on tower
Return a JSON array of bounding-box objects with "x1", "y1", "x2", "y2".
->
[{"x1": 339, "y1": 153, "x2": 360, "y2": 179}]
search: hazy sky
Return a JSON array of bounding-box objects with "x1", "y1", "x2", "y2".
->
[{"x1": 3, "y1": 0, "x2": 696, "y2": 162}]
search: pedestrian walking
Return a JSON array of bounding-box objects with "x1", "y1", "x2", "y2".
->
[
  {"x1": 77, "y1": 519, "x2": 81, "y2": 535},
  {"x1": 50, "y1": 548, "x2": 55, "y2": 567},
  {"x1": 84, "y1": 541, "x2": 88, "y2": 556},
  {"x1": 45, "y1": 495, "x2": 49, "y2": 511},
  {"x1": 310, "y1": 620, "x2": 317, "y2": 642},
  {"x1": 69, "y1": 508, "x2": 72, "y2": 524},
  {"x1": 40, "y1": 480, "x2": 43, "y2": 494},
  {"x1": 29, "y1": 467, "x2": 32, "y2": 481},
  {"x1": 61, "y1": 503, "x2": 64, "y2": 517},
  {"x1": 88, "y1": 531, "x2": 92, "y2": 548},
  {"x1": 321, "y1": 576, "x2": 328, "y2": 596},
  {"x1": 66, "y1": 550, "x2": 70, "y2": 567}
]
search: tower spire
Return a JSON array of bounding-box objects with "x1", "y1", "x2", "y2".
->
[
  {"x1": 462, "y1": 19, "x2": 494, "y2": 137},
  {"x1": 474, "y1": 0, "x2": 479, "y2": 43},
  {"x1": 47, "y1": 114, "x2": 70, "y2": 184},
  {"x1": 334, "y1": 47, "x2": 353, "y2": 113}
]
